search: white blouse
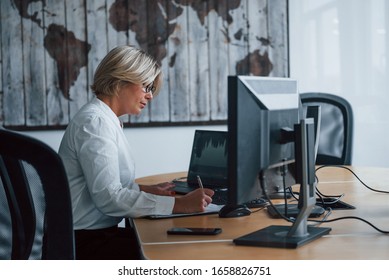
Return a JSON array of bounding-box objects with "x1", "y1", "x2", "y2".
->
[{"x1": 58, "y1": 97, "x2": 174, "y2": 230}]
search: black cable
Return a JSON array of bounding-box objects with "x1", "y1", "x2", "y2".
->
[
  {"x1": 311, "y1": 165, "x2": 389, "y2": 234},
  {"x1": 282, "y1": 163, "x2": 289, "y2": 217},
  {"x1": 316, "y1": 192, "x2": 345, "y2": 207},
  {"x1": 315, "y1": 165, "x2": 389, "y2": 194},
  {"x1": 311, "y1": 164, "x2": 389, "y2": 208},
  {"x1": 261, "y1": 165, "x2": 389, "y2": 234},
  {"x1": 288, "y1": 188, "x2": 300, "y2": 201},
  {"x1": 259, "y1": 173, "x2": 295, "y2": 223},
  {"x1": 259, "y1": 169, "x2": 332, "y2": 225},
  {"x1": 313, "y1": 168, "x2": 345, "y2": 200},
  {"x1": 316, "y1": 187, "x2": 344, "y2": 198},
  {"x1": 309, "y1": 215, "x2": 389, "y2": 234}
]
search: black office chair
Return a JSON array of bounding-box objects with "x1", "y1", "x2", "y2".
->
[
  {"x1": 0, "y1": 129, "x2": 74, "y2": 259},
  {"x1": 300, "y1": 92, "x2": 353, "y2": 165}
]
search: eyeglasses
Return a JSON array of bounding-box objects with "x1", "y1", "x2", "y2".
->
[{"x1": 142, "y1": 83, "x2": 156, "y2": 95}]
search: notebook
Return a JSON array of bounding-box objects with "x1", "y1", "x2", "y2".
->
[
  {"x1": 145, "y1": 203, "x2": 224, "y2": 219},
  {"x1": 172, "y1": 130, "x2": 228, "y2": 196}
]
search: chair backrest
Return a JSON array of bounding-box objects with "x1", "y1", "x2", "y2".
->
[
  {"x1": 0, "y1": 129, "x2": 74, "y2": 259},
  {"x1": 300, "y1": 92, "x2": 353, "y2": 165}
]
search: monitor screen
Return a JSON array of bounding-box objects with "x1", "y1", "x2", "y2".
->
[
  {"x1": 187, "y1": 130, "x2": 228, "y2": 188},
  {"x1": 227, "y1": 76, "x2": 300, "y2": 206}
]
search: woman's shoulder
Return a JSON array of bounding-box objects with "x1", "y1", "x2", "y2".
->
[{"x1": 70, "y1": 104, "x2": 115, "y2": 133}]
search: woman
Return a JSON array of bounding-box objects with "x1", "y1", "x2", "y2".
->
[{"x1": 58, "y1": 46, "x2": 214, "y2": 260}]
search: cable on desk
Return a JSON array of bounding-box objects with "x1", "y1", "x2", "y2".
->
[
  {"x1": 316, "y1": 185, "x2": 344, "y2": 198},
  {"x1": 316, "y1": 193, "x2": 346, "y2": 207},
  {"x1": 263, "y1": 165, "x2": 389, "y2": 234},
  {"x1": 309, "y1": 215, "x2": 389, "y2": 234},
  {"x1": 311, "y1": 165, "x2": 389, "y2": 234},
  {"x1": 258, "y1": 171, "x2": 333, "y2": 225},
  {"x1": 284, "y1": 180, "x2": 339, "y2": 211},
  {"x1": 315, "y1": 165, "x2": 389, "y2": 194},
  {"x1": 311, "y1": 165, "x2": 389, "y2": 209},
  {"x1": 313, "y1": 167, "x2": 346, "y2": 200}
]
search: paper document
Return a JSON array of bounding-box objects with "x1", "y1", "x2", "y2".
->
[{"x1": 144, "y1": 203, "x2": 223, "y2": 219}]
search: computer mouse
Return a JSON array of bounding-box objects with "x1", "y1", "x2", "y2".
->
[{"x1": 218, "y1": 204, "x2": 251, "y2": 218}]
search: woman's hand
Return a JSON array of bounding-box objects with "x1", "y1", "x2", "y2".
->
[
  {"x1": 172, "y1": 188, "x2": 214, "y2": 214},
  {"x1": 139, "y1": 182, "x2": 176, "y2": 196}
]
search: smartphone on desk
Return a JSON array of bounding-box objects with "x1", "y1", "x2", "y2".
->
[{"x1": 167, "y1": 227, "x2": 222, "y2": 235}]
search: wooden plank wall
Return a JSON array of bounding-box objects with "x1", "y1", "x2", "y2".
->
[{"x1": 0, "y1": 0, "x2": 289, "y2": 129}]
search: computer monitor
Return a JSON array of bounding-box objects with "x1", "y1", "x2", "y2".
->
[
  {"x1": 223, "y1": 75, "x2": 331, "y2": 248},
  {"x1": 226, "y1": 76, "x2": 299, "y2": 207}
]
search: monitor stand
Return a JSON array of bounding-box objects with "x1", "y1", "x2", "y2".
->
[
  {"x1": 233, "y1": 119, "x2": 331, "y2": 248},
  {"x1": 233, "y1": 225, "x2": 330, "y2": 249}
]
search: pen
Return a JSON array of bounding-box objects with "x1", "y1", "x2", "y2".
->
[
  {"x1": 196, "y1": 175, "x2": 204, "y2": 190},
  {"x1": 197, "y1": 175, "x2": 209, "y2": 208}
]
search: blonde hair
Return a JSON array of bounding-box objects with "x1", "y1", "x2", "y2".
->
[{"x1": 90, "y1": 45, "x2": 162, "y2": 97}]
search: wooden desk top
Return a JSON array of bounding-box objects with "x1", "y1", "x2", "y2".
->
[{"x1": 134, "y1": 166, "x2": 389, "y2": 259}]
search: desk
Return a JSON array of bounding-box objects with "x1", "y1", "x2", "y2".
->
[{"x1": 134, "y1": 166, "x2": 389, "y2": 259}]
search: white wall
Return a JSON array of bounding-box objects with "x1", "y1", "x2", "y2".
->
[{"x1": 289, "y1": 0, "x2": 389, "y2": 167}]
